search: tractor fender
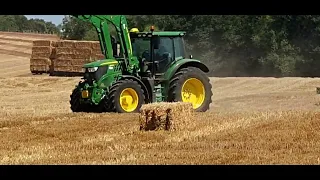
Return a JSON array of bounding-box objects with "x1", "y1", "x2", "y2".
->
[
  {"x1": 164, "y1": 58, "x2": 210, "y2": 80},
  {"x1": 120, "y1": 75, "x2": 151, "y2": 102}
]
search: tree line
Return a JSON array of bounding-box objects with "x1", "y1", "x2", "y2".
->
[
  {"x1": 0, "y1": 15, "x2": 60, "y2": 34},
  {"x1": 2, "y1": 15, "x2": 320, "y2": 77}
]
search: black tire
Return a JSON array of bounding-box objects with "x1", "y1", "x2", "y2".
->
[
  {"x1": 103, "y1": 79, "x2": 145, "y2": 113},
  {"x1": 69, "y1": 87, "x2": 102, "y2": 113},
  {"x1": 70, "y1": 88, "x2": 86, "y2": 112},
  {"x1": 168, "y1": 67, "x2": 212, "y2": 112}
]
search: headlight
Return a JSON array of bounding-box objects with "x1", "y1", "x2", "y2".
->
[{"x1": 88, "y1": 67, "x2": 98, "y2": 72}]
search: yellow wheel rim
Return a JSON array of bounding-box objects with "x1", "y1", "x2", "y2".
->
[
  {"x1": 181, "y1": 78, "x2": 205, "y2": 109},
  {"x1": 120, "y1": 88, "x2": 139, "y2": 112}
]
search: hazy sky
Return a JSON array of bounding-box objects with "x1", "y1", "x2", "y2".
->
[{"x1": 24, "y1": 15, "x2": 64, "y2": 25}]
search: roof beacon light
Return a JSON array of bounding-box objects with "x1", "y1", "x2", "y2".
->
[
  {"x1": 130, "y1": 28, "x2": 139, "y2": 33},
  {"x1": 150, "y1": 26, "x2": 155, "y2": 32}
]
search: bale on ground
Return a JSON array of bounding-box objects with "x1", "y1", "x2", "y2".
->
[
  {"x1": 139, "y1": 102, "x2": 194, "y2": 131},
  {"x1": 55, "y1": 47, "x2": 92, "y2": 56},
  {"x1": 30, "y1": 52, "x2": 52, "y2": 59},
  {"x1": 72, "y1": 65, "x2": 85, "y2": 73},
  {"x1": 31, "y1": 46, "x2": 52, "y2": 54},
  {"x1": 30, "y1": 58, "x2": 51, "y2": 66},
  {"x1": 53, "y1": 66, "x2": 73, "y2": 72},
  {"x1": 33, "y1": 40, "x2": 52, "y2": 47},
  {"x1": 52, "y1": 59, "x2": 72, "y2": 66},
  {"x1": 30, "y1": 65, "x2": 50, "y2": 72},
  {"x1": 53, "y1": 65, "x2": 84, "y2": 73}
]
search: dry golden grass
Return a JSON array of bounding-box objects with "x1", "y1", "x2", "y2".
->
[{"x1": 1, "y1": 76, "x2": 320, "y2": 164}]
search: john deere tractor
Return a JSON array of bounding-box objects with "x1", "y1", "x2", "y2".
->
[{"x1": 70, "y1": 15, "x2": 212, "y2": 113}]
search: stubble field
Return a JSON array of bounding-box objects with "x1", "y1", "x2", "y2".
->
[
  {"x1": 1, "y1": 76, "x2": 320, "y2": 165},
  {"x1": 1, "y1": 31, "x2": 320, "y2": 165}
]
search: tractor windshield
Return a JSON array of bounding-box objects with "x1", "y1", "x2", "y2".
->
[{"x1": 131, "y1": 37, "x2": 150, "y2": 60}]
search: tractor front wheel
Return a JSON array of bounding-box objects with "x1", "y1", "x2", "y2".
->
[
  {"x1": 168, "y1": 67, "x2": 212, "y2": 112},
  {"x1": 104, "y1": 79, "x2": 145, "y2": 113},
  {"x1": 70, "y1": 88, "x2": 88, "y2": 112},
  {"x1": 70, "y1": 88, "x2": 102, "y2": 113}
]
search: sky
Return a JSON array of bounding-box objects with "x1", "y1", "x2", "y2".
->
[{"x1": 24, "y1": 15, "x2": 65, "y2": 25}]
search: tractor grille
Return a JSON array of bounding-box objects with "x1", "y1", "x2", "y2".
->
[
  {"x1": 94, "y1": 66, "x2": 108, "y2": 81},
  {"x1": 84, "y1": 66, "x2": 108, "y2": 84}
]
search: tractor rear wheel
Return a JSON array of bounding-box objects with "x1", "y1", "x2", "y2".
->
[
  {"x1": 168, "y1": 67, "x2": 212, "y2": 112},
  {"x1": 104, "y1": 79, "x2": 145, "y2": 113}
]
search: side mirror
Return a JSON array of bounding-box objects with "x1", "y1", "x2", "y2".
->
[{"x1": 152, "y1": 36, "x2": 160, "y2": 49}]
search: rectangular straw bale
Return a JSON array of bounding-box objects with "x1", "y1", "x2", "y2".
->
[
  {"x1": 30, "y1": 58, "x2": 51, "y2": 66},
  {"x1": 53, "y1": 66, "x2": 73, "y2": 72},
  {"x1": 91, "y1": 42, "x2": 101, "y2": 49},
  {"x1": 55, "y1": 40, "x2": 76, "y2": 48},
  {"x1": 55, "y1": 47, "x2": 92, "y2": 56},
  {"x1": 32, "y1": 46, "x2": 52, "y2": 54},
  {"x1": 51, "y1": 47, "x2": 56, "y2": 58},
  {"x1": 91, "y1": 54, "x2": 105, "y2": 60},
  {"x1": 53, "y1": 59, "x2": 72, "y2": 66},
  {"x1": 55, "y1": 53, "x2": 91, "y2": 59},
  {"x1": 72, "y1": 65, "x2": 85, "y2": 73},
  {"x1": 91, "y1": 49, "x2": 102, "y2": 54},
  {"x1": 32, "y1": 40, "x2": 52, "y2": 47},
  {"x1": 31, "y1": 52, "x2": 52, "y2": 59},
  {"x1": 74, "y1": 41, "x2": 95, "y2": 48},
  {"x1": 51, "y1": 41, "x2": 58, "y2": 47},
  {"x1": 71, "y1": 59, "x2": 90, "y2": 66},
  {"x1": 30, "y1": 65, "x2": 49, "y2": 72},
  {"x1": 167, "y1": 102, "x2": 194, "y2": 131},
  {"x1": 139, "y1": 102, "x2": 194, "y2": 131}
]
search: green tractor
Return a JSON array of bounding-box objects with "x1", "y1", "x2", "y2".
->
[{"x1": 70, "y1": 15, "x2": 212, "y2": 113}]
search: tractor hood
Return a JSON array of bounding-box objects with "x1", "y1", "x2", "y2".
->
[{"x1": 83, "y1": 59, "x2": 118, "y2": 68}]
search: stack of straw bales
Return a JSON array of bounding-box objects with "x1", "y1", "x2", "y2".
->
[
  {"x1": 139, "y1": 102, "x2": 194, "y2": 131},
  {"x1": 30, "y1": 40, "x2": 54, "y2": 74},
  {"x1": 30, "y1": 40, "x2": 105, "y2": 76},
  {"x1": 51, "y1": 40, "x2": 104, "y2": 74}
]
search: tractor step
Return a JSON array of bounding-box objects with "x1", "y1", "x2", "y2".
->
[{"x1": 154, "y1": 84, "x2": 164, "y2": 102}]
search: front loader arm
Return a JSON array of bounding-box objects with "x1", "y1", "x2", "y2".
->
[{"x1": 72, "y1": 15, "x2": 133, "y2": 71}]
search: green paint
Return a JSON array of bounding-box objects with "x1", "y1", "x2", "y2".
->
[
  {"x1": 83, "y1": 59, "x2": 118, "y2": 68},
  {"x1": 91, "y1": 87, "x2": 105, "y2": 104},
  {"x1": 134, "y1": 31, "x2": 186, "y2": 37},
  {"x1": 164, "y1": 58, "x2": 206, "y2": 80},
  {"x1": 88, "y1": 65, "x2": 121, "y2": 105}
]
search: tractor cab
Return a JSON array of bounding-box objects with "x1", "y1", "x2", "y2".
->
[{"x1": 130, "y1": 27, "x2": 188, "y2": 75}]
